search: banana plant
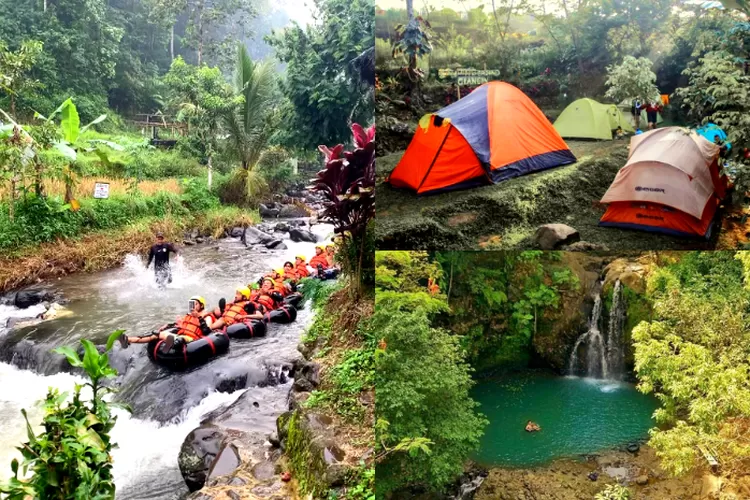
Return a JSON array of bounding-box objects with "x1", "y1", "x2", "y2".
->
[
  {"x1": 0, "y1": 109, "x2": 36, "y2": 221},
  {"x1": 35, "y1": 98, "x2": 122, "y2": 207}
]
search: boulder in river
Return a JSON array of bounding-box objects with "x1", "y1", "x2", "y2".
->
[
  {"x1": 229, "y1": 227, "x2": 244, "y2": 238},
  {"x1": 259, "y1": 204, "x2": 280, "y2": 218},
  {"x1": 265, "y1": 240, "x2": 287, "y2": 250},
  {"x1": 289, "y1": 228, "x2": 317, "y2": 243},
  {"x1": 178, "y1": 426, "x2": 228, "y2": 492},
  {"x1": 534, "y1": 224, "x2": 580, "y2": 250},
  {"x1": 274, "y1": 222, "x2": 289, "y2": 233},
  {"x1": 244, "y1": 227, "x2": 275, "y2": 246},
  {"x1": 13, "y1": 290, "x2": 54, "y2": 309},
  {"x1": 278, "y1": 204, "x2": 308, "y2": 218}
]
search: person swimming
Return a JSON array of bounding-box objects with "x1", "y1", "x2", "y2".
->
[{"x1": 525, "y1": 420, "x2": 541, "y2": 432}]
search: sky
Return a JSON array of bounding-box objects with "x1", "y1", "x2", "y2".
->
[{"x1": 280, "y1": 0, "x2": 316, "y2": 26}]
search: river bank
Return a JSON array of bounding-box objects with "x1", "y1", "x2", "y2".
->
[
  {"x1": 0, "y1": 206, "x2": 258, "y2": 294},
  {"x1": 474, "y1": 444, "x2": 728, "y2": 500}
]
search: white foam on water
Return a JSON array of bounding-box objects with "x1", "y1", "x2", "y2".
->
[
  {"x1": 0, "y1": 303, "x2": 48, "y2": 328},
  {"x1": 0, "y1": 361, "x2": 245, "y2": 492}
]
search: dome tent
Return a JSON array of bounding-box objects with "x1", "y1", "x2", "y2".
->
[
  {"x1": 599, "y1": 127, "x2": 728, "y2": 238},
  {"x1": 554, "y1": 98, "x2": 634, "y2": 140},
  {"x1": 387, "y1": 81, "x2": 576, "y2": 195}
]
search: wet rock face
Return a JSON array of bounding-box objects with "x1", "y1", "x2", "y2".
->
[
  {"x1": 12, "y1": 290, "x2": 54, "y2": 309},
  {"x1": 278, "y1": 204, "x2": 308, "y2": 218},
  {"x1": 288, "y1": 228, "x2": 317, "y2": 243},
  {"x1": 535, "y1": 224, "x2": 581, "y2": 250},
  {"x1": 178, "y1": 426, "x2": 227, "y2": 492},
  {"x1": 243, "y1": 227, "x2": 275, "y2": 246},
  {"x1": 292, "y1": 361, "x2": 320, "y2": 392}
]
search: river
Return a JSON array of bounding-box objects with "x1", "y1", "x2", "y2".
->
[
  {"x1": 0, "y1": 222, "x2": 333, "y2": 498},
  {"x1": 471, "y1": 371, "x2": 659, "y2": 467}
]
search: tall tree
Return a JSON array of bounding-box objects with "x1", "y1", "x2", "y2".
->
[
  {"x1": 224, "y1": 43, "x2": 277, "y2": 171},
  {"x1": 0, "y1": 40, "x2": 43, "y2": 118},
  {"x1": 267, "y1": 0, "x2": 374, "y2": 149},
  {"x1": 183, "y1": 0, "x2": 256, "y2": 67}
]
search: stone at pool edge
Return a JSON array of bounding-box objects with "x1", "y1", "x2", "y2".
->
[
  {"x1": 178, "y1": 426, "x2": 228, "y2": 492},
  {"x1": 535, "y1": 223, "x2": 580, "y2": 250}
]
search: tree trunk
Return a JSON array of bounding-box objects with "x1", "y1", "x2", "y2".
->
[
  {"x1": 10, "y1": 95, "x2": 16, "y2": 118},
  {"x1": 207, "y1": 155, "x2": 213, "y2": 189},
  {"x1": 9, "y1": 176, "x2": 16, "y2": 222},
  {"x1": 197, "y1": 3, "x2": 204, "y2": 65},
  {"x1": 64, "y1": 164, "x2": 74, "y2": 203},
  {"x1": 406, "y1": 0, "x2": 413, "y2": 20},
  {"x1": 170, "y1": 24, "x2": 175, "y2": 61},
  {"x1": 43, "y1": 0, "x2": 46, "y2": 12},
  {"x1": 34, "y1": 158, "x2": 44, "y2": 197}
]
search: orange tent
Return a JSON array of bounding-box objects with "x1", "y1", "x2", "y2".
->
[
  {"x1": 387, "y1": 82, "x2": 577, "y2": 194},
  {"x1": 599, "y1": 127, "x2": 728, "y2": 239}
]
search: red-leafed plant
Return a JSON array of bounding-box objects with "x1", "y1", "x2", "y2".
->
[{"x1": 311, "y1": 123, "x2": 375, "y2": 296}]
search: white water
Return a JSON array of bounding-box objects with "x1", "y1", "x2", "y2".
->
[
  {"x1": 0, "y1": 362, "x2": 245, "y2": 491},
  {"x1": 0, "y1": 223, "x2": 332, "y2": 496},
  {"x1": 568, "y1": 279, "x2": 626, "y2": 380}
]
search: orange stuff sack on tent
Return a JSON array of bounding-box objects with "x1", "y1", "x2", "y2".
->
[
  {"x1": 387, "y1": 81, "x2": 576, "y2": 195},
  {"x1": 599, "y1": 127, "x2": 728, "y2": 239}
]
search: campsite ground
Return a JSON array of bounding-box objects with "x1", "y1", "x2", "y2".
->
[{"x1": 376, "y1": 140, "x2": 745, "y2": 251}]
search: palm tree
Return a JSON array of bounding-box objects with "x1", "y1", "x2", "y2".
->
[{"x1": 225, "y1": 43, "x2": 278, "y2": 172}]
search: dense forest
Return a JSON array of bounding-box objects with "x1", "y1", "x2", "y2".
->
[
  {"x1": 0, "y1": 0, "x2": 374, "y2": 255},
  {"x1": 376, "y1": 0, "x2": 750, "y2": 154},
  {"x1": 375, "y1": 251, "x2": 750, "y2": 498}
]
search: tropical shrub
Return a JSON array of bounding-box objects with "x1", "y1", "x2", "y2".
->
[{"x1": 0, "y1": 332, "x2": 127, "y2": 499}]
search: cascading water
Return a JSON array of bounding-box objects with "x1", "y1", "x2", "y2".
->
[
  {"x1": 568, "y1": 289, "x2": 608, "y2": 378},
  {"x1": 568, "y1": 279, "x2": 626, "y2": 380},
  {"x1": 0, "y1": 221, "x2": 332, "y2": 498}
]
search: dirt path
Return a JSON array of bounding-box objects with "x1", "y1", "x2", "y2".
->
[{"x1": 376, "y1": 141, "x2": 725, "y2": 251}]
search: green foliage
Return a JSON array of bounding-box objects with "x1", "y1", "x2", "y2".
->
[
  {"x1": 374, "y1": 308, "x2": 487, "y2": 496},
  {"x1": 632, "y1": 252, "x2": 750, "y2": 476},
  {"x1": 433, "y1": 251, "x2": 578, "y2": 368},
  {"x1": 375, "y1": 251, "x2": 447, "y2": 316},
  {"x1": 604, "y1": 55, "x2": 661, "y2": 104},
  {"x1": 179, "y1": 177, "x2": 220, "y2": 212},
  {"x1": 346, "y1": 465, "x2": 374, "y2": 500},
  {"x1": 675, "y1": 50, "x2": 750, "y2": 150},
  {"x1": 595, "y1": 484, "x2": 632, "y2": 500},
  {"x1": 0, "y1": 40, "x2": 44, "y2": 117},
  {"x1": 0, "y1": 332, "x2": 127, "y2": 499},
  {"x1": 266, "y1": 0, "x2": 374, "y2": 150}
]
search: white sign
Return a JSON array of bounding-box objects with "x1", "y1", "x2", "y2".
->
[{"x1": 93, "y1": 182, "x2": 110, "y2": 199}]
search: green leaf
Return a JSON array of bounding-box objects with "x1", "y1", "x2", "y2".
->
[
  {"x1": 80, "y1": 339, "x2": 101, "y2": 379},
  {"x1": 52, "y1": 346, "x2": 83, "y2": 368},
  {"x1": 10, "y1": 458, "x2": 18, "y2": 477},
  {"x1": 80, "y1": 114, "x2": 107, "y2": 134},
  {"x1": 105, "y1": 330, "x2": 125, "y2": 352},
  {"x1": 53, "y1": 141, "x2": 77, "y2": 161},
  {"x1": 78, "y1": 429, "x2": 105, "y2": 451},
  {"x1": 60, "y1": 98, "x2": 80, "y2": 144}
]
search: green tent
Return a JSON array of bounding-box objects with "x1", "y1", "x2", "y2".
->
[{"x1": 553, "y1": 98, "x2": 634, "y2": 140}]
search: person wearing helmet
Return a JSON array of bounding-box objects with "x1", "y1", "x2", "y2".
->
[
  {"x1": 207, "y1": 287, "x2": 263, "y2": 331},
  {"x1": 147, "y1": 232, "x2": 179, "y2": 288},
  {"x1": 118, "y1": 295, "x2": 210, "y2": 352},
  {"x1": 254, "y1": 277, "x2": 281, "y2": 311},
  {"x1": 309, "y1": 245, "x2": 329, "y2": 275},
  {"x1": 295, "y1": 255, "x2": 310, "y2": 278}
]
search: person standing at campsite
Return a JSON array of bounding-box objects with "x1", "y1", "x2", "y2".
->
[
  {"x1": 645, "y1": 101, "x2": 662, "y2": 130},
  {"x1": 146, "y1": 232, "x2": 179, "y2": 287},
  {"x1": 631, "y1": 98, "x2": 643, "y2": 131}
]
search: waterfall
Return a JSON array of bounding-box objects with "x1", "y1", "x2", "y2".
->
[
  {"x1": 606, "y1": 280, "x2": 625, "y2": 380},
  {"x1": 568, "y1": 279, "x2": 626, "y2": 380}
]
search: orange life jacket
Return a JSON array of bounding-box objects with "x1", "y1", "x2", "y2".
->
[
  {"x1": 310, "y1": 254, "x2": 328, "y2": 269},
  {"x1": 222, "y1": 300, "x2": 249, "y2": 325},
  {"x1": 284, "y1": 270, "x2": 297, "y2": 281},
  {"x1": 176, "y1": 314, "x2": 204, "y2": 340},
  {"x1": 256, "y1": 293, "x2": 276, "y2": 311},
  {"x1": 296, "y1": 263, "x2": 310, "y2": 278},
  {"x1": 273, "y1": 279, "x2": 288, "y2": 296}
]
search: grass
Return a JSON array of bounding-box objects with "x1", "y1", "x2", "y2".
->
[
  {"x1": 376, "y1": 140, "x2": 723, "y2": 251},
  {"x1": 0, "y1": 206, "x2": 258, "y2": 293},
  {"x1": 0, "y1": 177, "x2": 182, "y2": 199}
]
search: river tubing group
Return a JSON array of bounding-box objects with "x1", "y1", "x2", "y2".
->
[{"x1": 118, "y1": 243, "x2": 340, "y2": 370}]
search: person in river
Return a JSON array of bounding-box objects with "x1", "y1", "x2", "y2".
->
[
  {"x1": 206, "y1": 287, "x2": 263, "y2": 331},
  {"x1": 295, "y1": 255, "x2": 310, "y2": 278},
  {"x1": 283, "y1": 262, "x2": 298, "y2": 281},
  {"x1": 147, "y1": 232, "x2": 179, "y2": 287},
  {"x1": 118, "y1": 296, "x2": 210, "y2": 352},
  {"x1": 309, "y1": 245, "x2": 329, "y2": 275},
  {"x1": 253, "y1": 278, "x2": 282, "y2": 311},
  {"x1": 525, "y1": 420, "x2": 541, "y2": 432},
  {"x1": 325, "y1": 243, "x2": 338, "y2": 269}
]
